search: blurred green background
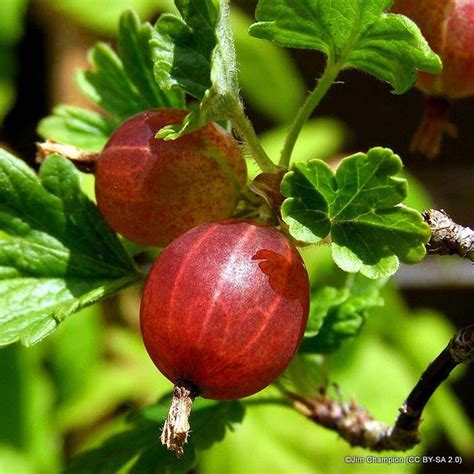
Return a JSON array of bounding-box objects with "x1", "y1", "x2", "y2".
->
[{"x1": 0, "y1": 1, "x2": 472, "y2": 473}]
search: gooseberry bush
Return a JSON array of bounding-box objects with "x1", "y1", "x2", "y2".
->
[{"x1": 1, "y1": 0, "x2": 472, "y2": 472}]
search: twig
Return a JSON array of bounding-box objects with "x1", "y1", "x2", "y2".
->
[
  {"x1": 423, "y1": 209, "x2": 474, "y2": 261},
  {"x1": 288, "y1": 325, "x2": 474, "y2": 451}
]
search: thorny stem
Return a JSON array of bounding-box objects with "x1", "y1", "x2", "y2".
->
[
  {"x1": 161, "y1": 380, "x2": 198, "y2": 458},
  {"x1": 423, "y1": 209, "x2": 474, "y2": 261},
  {"x1": 280, "y1": 59, "x2": 343, "y2": 168},
  {"x1": 232, "y1": 106, "x2": 279, "y2": 174},
  {"x1": 286, "y1": 325, "x2": 474, "y2": 451}
]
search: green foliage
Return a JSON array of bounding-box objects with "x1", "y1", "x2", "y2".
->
[
  {"x1": 2, "y1": 0, "x2": 471, "y2": 471},
  {"x1": 281, "y1": 148, "x2": 431, "y2": 278},
  {"x1": 0, "y1": 149, "x2": 141, "y2": 346},
  {"x1": 48, "y1": 305, "x2": 103, "y2": 404},
  {"x1": 151, "y1": 0, "x2": 242, "y2": 139},
  {"x1": 46, "y1": 0, "x2": 172, "y2": 36},
  {"x1": 301, "y1": 275, "x2": 385, "y2": 353},
  {"x1": 0, "y1": 344, "x2": 60, "y2": 473},
  {"x1": 249, "y1": 0, "x2": 442, "y2": 94},
  {"x1": 118, "y1": 10, "x2": 184, "y2": 109},
  {"x1": 38, "y1": 10, "x2": 183, "y2": 145},
  {"x1": 0, "y1": 0, "x2": 28, "y2": 122},
  {"x1": 37, "y1": 105, "x2": 116, "y2": 152},
  {"x1": 66, "y1": 398, "x2": 244, "y2": 473}
]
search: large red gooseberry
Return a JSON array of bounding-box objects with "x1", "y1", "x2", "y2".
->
[
  {"x1": 392, "y1": 0, "x2": 474, "y2": 99},
  {"x1": 140, "y1": 220, "x2": 310, "y2": 455},
  {"x1": 95, "y1": 109, "x2": 247, "y2": 247},
  {"x1": 391, "y1": 0, "x2": 474, "y2": 158}
]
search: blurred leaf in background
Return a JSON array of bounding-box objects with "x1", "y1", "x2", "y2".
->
[
  {"x1": 0, "y1": 0, "x2": 28, "y2": 123},
  {"x1": 231, "y1": 7, "x2": 305, "y2": 125},
  {"x1": 0, "y1": 343, "x2": 60, "y2": 473},
  {"x1": 46, "y1": 0, "x2": 174, "y2": 36}
]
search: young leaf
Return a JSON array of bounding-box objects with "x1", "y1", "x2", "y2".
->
[
  {"x1": 75, "y1": 10, "x2": 183, "y2": 124},
  {"x1": 0, "y1": 149, "x2": 141, "y2": 347},
  {"x1": 37, "y1": 105, "x2": 116, "y2": 152},
  {"x1": 65, "y1": 398, "x2": 245, "y2": 474},
  {"x1": 281, "y1": 148, "x2": 431, "y2": 278},
  {"x1": 249, "y1": 0, "x2": 442, "y2": 94},
  {"x1": 118, "y1": 10, "x2": 184, "y2": 110},
  {"x1": 151, "y1": 0, "x2": 242, "y2": 139},
  {"x1": 77, "y1": 42, "x2": 149, "y2": 121},
  {"x1": 300, "y1": 275, "x2": 385, "y2": 353}
]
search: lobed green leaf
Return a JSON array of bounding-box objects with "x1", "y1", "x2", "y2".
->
[
  {"x1": 74, "y1": 10, "x2": 183, "y2": 125},
  {"x1": 77, "y1": 42, "x2": 149, "y2": 121},
  {"x1": 281, "y1": 148, "x2": 431, "y2": 278},
  {"x1": 0, "y1": 149, "x2": 141, "y2": 346},
  {"x1": 300, "y1": 275, "x2": 385, "y2": 353},
  {"x1": 37, "y1": 105, "x2": 116, "y2": 152},
  {"x1": 249, "y1": 0, "x2": 442, "y2": 94},
  {"x1": 118, "y1": 10, "x2": 184, "y2": 110}
]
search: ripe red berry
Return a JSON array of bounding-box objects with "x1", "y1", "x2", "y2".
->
[
  {"x1": 140, "y1": 220, "x2": 310, "y2": 455},
  {"x1": 95, "y1": 109, "x2": 246, "y2": 247},
  {"x1": 391, "y1": 0, "x2": 474, "y2": 157}
]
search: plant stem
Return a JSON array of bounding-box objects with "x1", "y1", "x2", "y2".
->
[
  {"x1": 232, "y1": 106, "x2": 279, "y2": 173},
  {"x1": 287, "y1": 325, "x2": 474, "y2": 451},
  {"x1": 423, "y1": 209, "x2": 474, "y2": 261},
  {"x1": 280, "y1": 59, "x2": 342, "y2": 168}
]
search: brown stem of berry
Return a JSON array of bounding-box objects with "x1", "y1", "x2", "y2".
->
[
  {"x1": 423, "y1": 209, "x2": 474, "y2": 261},
  {"x1": 161, "y1": 380, "x2": 198, "y2": 458},
  {"x1": 288, "y1": 325, "x2": 474, "y2": 451},
  {"x1": 410, "y1": 96, "x2": 456, "y2": 159},
  {"x1": 36, "y1": 141, "x2": 99, "y2": 173}
]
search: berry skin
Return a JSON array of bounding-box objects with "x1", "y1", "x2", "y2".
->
[
  {"x1": 392, "y1": 0, "x2": 474, "y2": 98},
  {"x1": 140, "y1": 220, "x2": 310, "y2": 400},
  {"x1": 95, "y1": 109, "x2": 247, "y2": 247},
  {"x1": 391, "y1": 1, "x2": 474, "y2": 157}
]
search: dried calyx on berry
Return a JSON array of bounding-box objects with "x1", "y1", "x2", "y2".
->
[{"x1": 392, "y1": 0, "x2": 474, "y2": 158}]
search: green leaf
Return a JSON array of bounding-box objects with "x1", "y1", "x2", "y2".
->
[
  {"x1": 0, "y1": 344, "x2": 60, "y2": 472},
  {"x1": 37, "y1": 105, "x2": 116, "y2": 152},
  {"x1": 66, "y1": 398, "x2": 245, "y2": 473},
  {"x1": 0, "y1": 149, "x2": 141, "y2": 346},
  {"x1": 304, "y1": 286, "x2": 349, "y2": 337},
  {"x1": 77, "y1": 42, "x2": 148, "y2": 121},
  {"x1": 300, "y1": 275, "x2": 385, "y2": 353},
  {"x1": 0, "y1": 0, "x2": 28, "y2": 43},
  {"x1": 48, "y1": 305, "x2": 103, "y2": 404},
  {"x1": 118, "y1": 10, "x2": 184, "y2": 109},
  {"x1": 249, "y1": 0, "x2": 442, "y2": 94},
  {"x1": 151, "y1": 0, "x2": 241, "y2": 139},
  {"x1": 46, "y1": 0, "x2": 171, "y2": 36},
  {"x1": 281, "y1": 147, "x2": 431, "y2": 278},
  {"x1": 76, "y1": 10, "x2": 183, "y2": 124}
]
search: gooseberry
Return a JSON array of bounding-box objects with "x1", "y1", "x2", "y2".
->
[
  {"x1": 140, "y1": 220, "x2": 310, "y2": 455},
  {"x1": 392, "y1": 0, "x2": 474, "y2": 158},
  {"x1": 95, "y1": 109, "x2": 247, "y2": 247}
]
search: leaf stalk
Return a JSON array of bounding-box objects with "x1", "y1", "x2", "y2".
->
[
  {"x1": 232, "y1": 106, "x2": 279, "y2": 173},
  {"x1": 280, "y1": 59, "x2": 343, "y2": 167}
]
